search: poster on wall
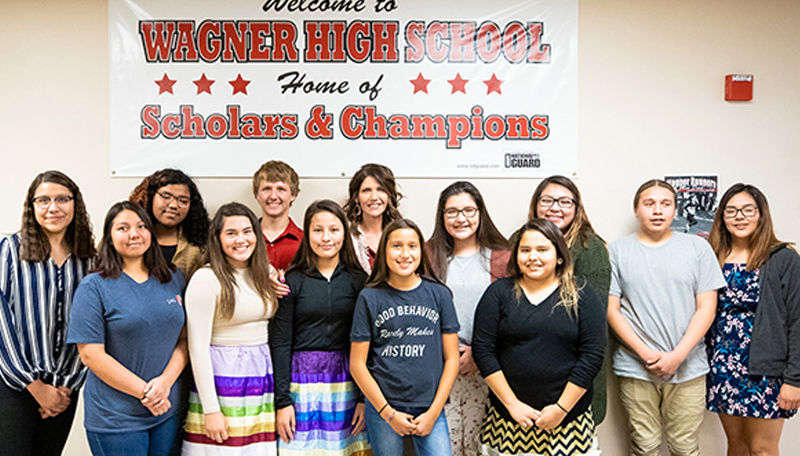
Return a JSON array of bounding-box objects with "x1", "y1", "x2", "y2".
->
[
  {"x1": 109, "y1": 0, "x2": 578, "y2": 178},
  {"x1": 665, "y1": 175, "x2": 719, "y2": 237}
]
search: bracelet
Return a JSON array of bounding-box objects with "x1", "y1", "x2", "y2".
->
[
  {"x1": 378, "y1": 402, "x2": 389, "y2": 414},
  {"x1": 386, "y1": 409, "x2": 397, "y2": 423},
  {"x1": 555, "y1": 402, "x2": 569, "y2": 413}
]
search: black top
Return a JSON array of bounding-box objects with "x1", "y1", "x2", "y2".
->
[
  {"x1": 159, "y1": 244, "x2": 177, "y2": 264},
  {"x1": 270, "y1": 264, "x2": 368, "y2": 408},
  {"x1": 472, "y1": 277, "x2": 606, "y2": 425}
]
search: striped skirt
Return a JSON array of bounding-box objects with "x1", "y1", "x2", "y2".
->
[
  {"x1": 278, "y1": 350, "x2": 371, "y2": 456},
  {"x1": 479, "y1": 404, "x2": 599, "y2": 456},
  {"x1": 183, "y1": 344, "x2": 276, "y2": 456}
]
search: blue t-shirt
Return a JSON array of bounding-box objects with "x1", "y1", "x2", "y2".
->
[
  {"x1": 67, "y1": 271, "x2": 185, "y2": 433},
  {"x1": 350, "y1": 279, "x2": 459, "y2": 410}
]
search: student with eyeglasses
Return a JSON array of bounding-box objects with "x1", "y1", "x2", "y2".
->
[
  {"x1": 528, "y1": 176, "x2": 612, "y2": 425},
  {"x1": 129, "y1": 169, "x2": 210, "y2": 279},
  {"x1": 426, "y1": 181, "x2": 510, "y2": 455},
  {"x1": 129, "y1": 168, "x2": 210, "y2": 454},
  {"x1": 706, "y1": 184, "x2": 800, "y2": 456},
  {"x1": 0, "y1": 171, "x2": 96, "y2": 456}
]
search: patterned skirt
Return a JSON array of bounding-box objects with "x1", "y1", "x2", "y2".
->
[
  {"x1": 278, "y1": 350, "x2": 371, "y2": 456},
  {"x1": 183, "y1": 344, "x2": 277, "y2": 455},
  {"x1": 479, "y1": 404, "x2": 597, "y2": 456}
]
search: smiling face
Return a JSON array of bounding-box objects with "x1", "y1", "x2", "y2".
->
[
  {"x1": 33, "y1": 182, "x2": 75, "y2": 237},
  {"x1": 151, "y1": 184, "x2": 191, "y2": 228},
  {"x1": 724, "y1": 192, "x2": 760, "y2": 242},
  {"x1": 385, "y1": 228, "x2": 421, "y2": 279},
  {"x1": 111, "y1": 209, "x2": 151, "y2": 261},
  {"x1": 635, "y1": 186, "x2": 676, "y2": 236},
  {"x1": 536, "y1": 183, "x2": 576, "y2": 231},
  {"x1": 444, "y1": 193, "x2": 479, "y2": 243},
  {"x1": 357, "y1": 176, "x2": 388, "y2": 221},
  {"x1": 255, "y1": 180, "x2": 295, "y2": 220},
  {"x1": 220, "y1": 216, "x2": 258, "y2": 268},
  {"x1": 309, "y1": 211, "x2": 345, "y2": 262},
  {"x1": 517, "y1": 229, "x2": 559, "y2": 285}
]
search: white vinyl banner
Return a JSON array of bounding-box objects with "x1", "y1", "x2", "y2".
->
[{"x1": 109, "y1": 0, "x2": 578, "y2": 178}]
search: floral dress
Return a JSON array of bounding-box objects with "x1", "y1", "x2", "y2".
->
[{"x1": 707, "y1": 263, "x2": 796, "y2": 419}]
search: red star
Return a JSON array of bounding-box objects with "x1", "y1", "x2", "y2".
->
[
  {"x1": 155, "y1": 73, "x2": 177, "y2": 95},
  {"x1": 229, "y1": 74, "x2": 251, "y2": 95},
  {"x1": 193, "y1": 73, "x2": 215, "y2": 95},
  {"x1": 410, "y1": 73, "x2": 431, "y2": 94},
  {"x1": 483, "y1": 73, "x2": 504, "y2": 95},
  {"x1": 447, "y1": 73, "x2": 469, "y2": 94}
]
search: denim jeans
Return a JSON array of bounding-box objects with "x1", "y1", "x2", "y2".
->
[
  {"x1": 364, "y1": 399, "x2": 452, "y2": 456},
  {"x1": 86, "y1": 413, "x2": 180, "y2": 456}
]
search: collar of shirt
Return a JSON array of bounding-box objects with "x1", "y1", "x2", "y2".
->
[{"x1": 264, "y1": 218, "x2": 302, "y2": 243}]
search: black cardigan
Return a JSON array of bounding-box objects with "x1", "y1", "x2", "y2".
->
[{"x1": 749, "y1": 244, "x2": 800, "y2": 387}]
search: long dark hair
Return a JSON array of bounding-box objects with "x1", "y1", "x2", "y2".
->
[
  {"x1": 708, "y1": 183, "x2": 789, "y2": 271},
  {"x1": 343, "y1": 164, "x2": 403, "y2": 234},
  {"x1": 427, "y1": 181, "x2": 509, "y2": 279},
  {"x1": 288, "y1": 200, "x2": 364, "y2": 276},
  {"x1": 528, "y1": 175, "x2": 602, "y2": 248},
  {"x1": 129, "y1": 168, "x2": 209, "y2": 248},
  {"x1": 93, "y1": 201, "x2": 175, "y2": 283},
  {"x1": 206, "y1": 203, "x2": 275, "y2": 320},
  {"x1": 20, "y1": 170, "x2": 95, "y2": 262},
  {"x1": 366, "y1": 218, "x2": 441, "y2": 288},
  {"x1": 508, "y1": 219, "x2": 578, "y2": 316}
]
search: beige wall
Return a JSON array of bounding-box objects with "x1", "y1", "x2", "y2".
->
[{"x1": 2, "y1": 0, "x2": 800, "y2": 454}]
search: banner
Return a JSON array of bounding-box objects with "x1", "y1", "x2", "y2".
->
[{"x1": 109, "y1": 0, "x2": 578, "y2": 177}]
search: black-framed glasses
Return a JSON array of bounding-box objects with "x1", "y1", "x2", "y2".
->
[
  {"x1": 156, "y1": 191, "x2": 191, "y2": 207},
  {"x1": 723, "y1": 205, "x2": 758, "y2": 219},
  {"x1": 444, "y1": 207, "x2": 478, "y2": 220},
  {"x1": 538, "y1": 196, "x2": 575, "y2": 209},
  {"x1": 32, "y1": 195, "x2": 73, "y2": 207}
]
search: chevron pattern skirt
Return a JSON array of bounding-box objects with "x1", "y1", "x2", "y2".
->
[{"x1": 478, "y1": 404, "x2": 596, "y2": 456}]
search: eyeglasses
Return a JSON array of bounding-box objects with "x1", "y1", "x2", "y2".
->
[
  {"x1": 723, "y1": 205, "x2": 758, "y2": 219},
  {"x1": 156, "y1": 191, "x2": 191, "y2": 208},
  {"x1": 32, "y1": 195, "x2": 73, "y2": 207},
  {"x1": 444, "y1": 207, "x2": 478, "y2": 220},
  {"x1": 538, "y1": 196, "x2": 575, "y2": 209}
]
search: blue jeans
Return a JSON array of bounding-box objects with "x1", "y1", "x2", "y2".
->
[
  {"x1": 86, "y1": 413, "x2": 180, "y2": 456},
  {"x1": 364, "y1": 400, "x2": 451, "y2": 456}
]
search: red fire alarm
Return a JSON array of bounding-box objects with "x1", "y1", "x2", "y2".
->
[{"x1": 725, "y1": 74, "x2": 753, "y2": 101}]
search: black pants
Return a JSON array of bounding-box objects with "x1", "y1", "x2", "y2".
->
[{"x1": 0, "y1": 382, "x2": 79, "y2": 456}]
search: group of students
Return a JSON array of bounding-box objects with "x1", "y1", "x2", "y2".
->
[{"x1": 0, "y1": 161, "x2": 798, "y2": 456}]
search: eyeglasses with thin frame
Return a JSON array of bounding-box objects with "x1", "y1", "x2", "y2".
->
[
  {"x1": 723, "y1": 205, "x2": 758, "y2": 219},
  {"x1": 444, "y1": 207, "x2": 478, "y2": 220},
  {"x1": 32, "y1": 195, "x2": 74, "y2": 207},
  {"x1": 538, "y1": 196, "x2": 575, "y2": 209},
  {"x1": 157, "y1": 191, "x2": 191, "y2": 208}
]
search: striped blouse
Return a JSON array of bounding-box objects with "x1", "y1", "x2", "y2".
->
[{"x1": 0, "y1": 234, "x2": 90, "y2": 391}]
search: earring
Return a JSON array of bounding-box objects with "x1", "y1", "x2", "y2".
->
[
  {"x1": 557, "y1": 259, "x2": 563, "y2": 265},
  {"x1": 355, "y1": 203, "x2": 362, "y2": 217}
]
